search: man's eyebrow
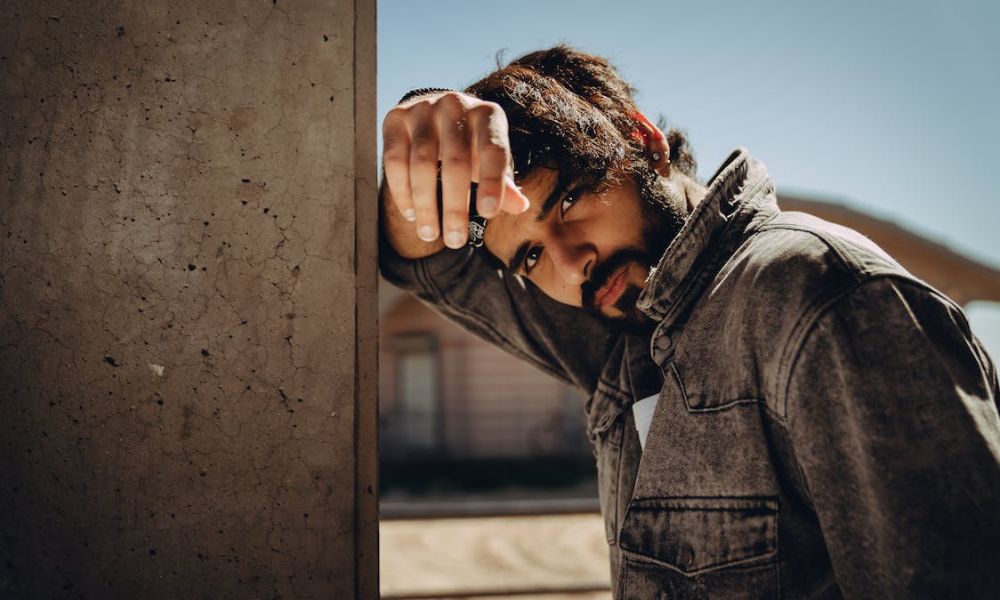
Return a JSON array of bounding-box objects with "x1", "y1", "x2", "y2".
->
[
  {"x1": 506, "y1": 177, "x2": 571, "y2": 273},
  {"x1": 534, "y1": 178, "x2": 571, "y2": 223},
  {"x1": 508, "y1": 241, "x2": 530, "y2": 273}
]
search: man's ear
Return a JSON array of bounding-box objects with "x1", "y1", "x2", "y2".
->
[{"x1": 630, "y1": 111, "x2": 670, "y2": 177}]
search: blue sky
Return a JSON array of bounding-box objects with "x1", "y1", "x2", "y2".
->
[{"x1": 378, "y1": 0, "x2": 1000, "y2": 354}]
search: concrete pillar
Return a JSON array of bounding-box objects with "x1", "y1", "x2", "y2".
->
[{"x1": 0, "y1": 1, "x2": 378, "y2": 598}]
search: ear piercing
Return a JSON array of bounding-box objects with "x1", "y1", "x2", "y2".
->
[{"x1": 652, "y1": 151, "x2": 662, "y2": 162}]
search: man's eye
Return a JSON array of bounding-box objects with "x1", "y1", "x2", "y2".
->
[
  {"x1": 560, "y1": 192, "x2": 579, "y2": 217},
  {"x1": 524, "y1": 246, "x2": 542, "y2": 272}
]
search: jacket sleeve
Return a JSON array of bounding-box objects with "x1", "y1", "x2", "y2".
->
[
  {"x1": 379, "y1": 227, "x2": 617, "y2": 395},
  {"x1": 782, "y1": 276, "x2": 1000, "y2": 598}
]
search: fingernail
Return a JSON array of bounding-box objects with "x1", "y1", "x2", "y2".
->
[
  {"x1": 417, "y1": 225, "x2": 437, "y2": 241},
  {"x1": 478, "y1": 196, "x2": 497, "y2": 215},
  {"x1": 403, "y1": 208, "x2": 416, "y2": 222},
  {"x1": 444, "y1": 229, "x2": 465, "y2": 248}
]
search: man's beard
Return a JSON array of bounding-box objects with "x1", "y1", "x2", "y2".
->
[{"x1": 581, "y1": 169, "x2": 687, "y2": 333}]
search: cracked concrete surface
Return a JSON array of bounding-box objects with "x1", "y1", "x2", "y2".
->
[{"x1": 0, "y1": 1, "x2": 377, "y2": 598}]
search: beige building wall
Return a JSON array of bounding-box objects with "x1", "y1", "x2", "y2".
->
[
  {"x1": 381, "y1": 296, "x2": 584, "y2": 459},
  {"x1": 0, "y1": 1, "x2": 377, "y2": 598}
]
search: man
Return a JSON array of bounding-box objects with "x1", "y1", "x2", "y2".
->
[{"x1": 379, "y1": 46, "x2": 1000, "y2": 598}]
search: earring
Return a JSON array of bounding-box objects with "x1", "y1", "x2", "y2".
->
[{"x1": 651, "y1": 151, "x2": 662, "y2": 162}]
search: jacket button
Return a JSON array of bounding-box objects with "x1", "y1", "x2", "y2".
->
[
  {"x1": 654, "y1": 335, "x2": 672, "y2": 351},
  {"x1": 679, "y1": 546, "x2": 694, "y2": 569}
]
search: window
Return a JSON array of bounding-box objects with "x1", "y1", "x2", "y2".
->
[{"x1": 386, "y1": 334, "x2": 440, "y2": 455}]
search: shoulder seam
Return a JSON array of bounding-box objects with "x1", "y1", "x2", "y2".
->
[
  {"x1": 775, "y1": 274, "x2": 948, "y2": 418},
  {"x1": 757, "y1": 221, "x2": 868, "y2": 283}
]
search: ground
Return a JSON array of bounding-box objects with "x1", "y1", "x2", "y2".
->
[{"x1": 380, "y1": 513, "x2": 611, "y2": 599}]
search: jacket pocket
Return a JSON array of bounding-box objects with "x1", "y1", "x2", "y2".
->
[{"x1": 617, "y1": 496, "x2": 780, "y2": 599}]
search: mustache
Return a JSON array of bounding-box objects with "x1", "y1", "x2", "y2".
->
[{"x1": 581, "y1": 249, "x2": 653, "y2": 311}]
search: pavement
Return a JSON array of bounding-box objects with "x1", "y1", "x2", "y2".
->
[{"x1": 380, "y1": 512, "x2": 612, "y2": 600}]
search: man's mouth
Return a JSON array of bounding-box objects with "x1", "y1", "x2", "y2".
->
[{"x1": 594, "y1": 265, "x2": 628, "y2": 308}]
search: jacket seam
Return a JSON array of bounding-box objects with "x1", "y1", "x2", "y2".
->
[
  {"x1": 776, "y1": 279, "x2": 864, "y2": 419},
  {"x1": 670, "y1": 363, "x2": 764, "y2": 413},
  {"x1": 620, "y1": 545, "x2": 779, "y2": 577},
  {"x1": 759, "y1": 222, "x2": 862, "y2": 275},
  {"x1": 627, "y1": 495, "x2": 779, "y2": 509},
  {"x1": 771, "y1": 275, "x2": 951, "y2": 530},
  {"x1": 776, "y1": 274, "x2": 950, "y2": 418},
  {"x1": 757, "y1": 221, "x2": 876, "y2": 279},
  {"x1": 770, "y1": 225, "x2": 871, "y2": 416}
]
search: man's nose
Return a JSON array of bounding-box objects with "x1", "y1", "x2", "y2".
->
[{"x1": 547, "y1": 236, "x2": 595, "y2": 286}]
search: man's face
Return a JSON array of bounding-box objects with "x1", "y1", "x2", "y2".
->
[{"x1": 483, "y1": 167, "x2": 682, "y2": 327}]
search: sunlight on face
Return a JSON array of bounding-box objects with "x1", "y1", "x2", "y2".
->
[{"x1": 483, "y1": 168, "x2": 664, "y2": 324}]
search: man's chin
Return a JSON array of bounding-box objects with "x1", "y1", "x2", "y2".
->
[{"x1": 589, "y1": 285, "x2": 654, "y2": 335}]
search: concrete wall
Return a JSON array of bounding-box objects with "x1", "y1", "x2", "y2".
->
[{"x1": 0, "y1": 1, "x2": 378, "y2": 598}]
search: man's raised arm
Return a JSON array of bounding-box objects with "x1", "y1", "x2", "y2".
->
[
  {"x1": 376, "y1": 92, "x2": 617, "y2": 393},
  {"x1": 379, "y1": 91, "x2": 529, "y2": 260}
]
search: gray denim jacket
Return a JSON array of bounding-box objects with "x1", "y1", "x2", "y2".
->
[{"x1": 379, "y1": 149, "x2": 1000, "y2": 598}]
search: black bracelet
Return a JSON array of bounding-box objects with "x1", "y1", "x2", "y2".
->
[
  {"x1": 398, "y1": 87, "x2": 454, "y2": 104},
  {"x1": 467, "y1": 183, "x2": 487, "y2": 248}
]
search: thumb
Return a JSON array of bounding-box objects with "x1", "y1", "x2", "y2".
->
[{"x1": 499, "y1": 174, "x2": 530, "y2": 215}]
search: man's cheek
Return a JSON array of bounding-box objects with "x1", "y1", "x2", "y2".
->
[{"x1": 550, "y1": 280, "x2": 584, "y2": 308}]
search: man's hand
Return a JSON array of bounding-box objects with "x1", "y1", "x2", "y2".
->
[{"x1": 381, "y1": 92, "x2": 531, "y2": 257}]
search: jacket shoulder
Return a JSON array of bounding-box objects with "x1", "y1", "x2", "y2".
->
[
  {"x1": 749, "y1": 210, "x2": 911, "y2": 284},
  {"x1": 699, "y1": 211, "x2": 929, "y2": 411},
  {"x1": 728, "y1": 210, "x2": 928, "y2": 344}
]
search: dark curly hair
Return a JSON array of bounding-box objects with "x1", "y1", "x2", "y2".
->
[{"x1": 464, "y1": 45, "x2": 696, "y2": 192}]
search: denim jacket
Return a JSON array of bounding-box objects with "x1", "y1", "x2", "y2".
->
[{"x1": 379, "y1": 149, "x2": 1000, "y2": 598}]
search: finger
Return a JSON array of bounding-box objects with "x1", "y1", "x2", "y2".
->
[
  {"x1": 407, "y1": 105, "x2": 441, "y2": 242},
  {"x1": 382, "y1": 108, "x2": 415, "y2": 221},
  {"x1": 436, "y1": 95, "x2": 472, "y2": 248},
  {"x1": 469, "y1": 102, "x2": 510, "y2": 219},
  {"x1": 499, "y1": 175, "x2": 531, "y2": 215}
]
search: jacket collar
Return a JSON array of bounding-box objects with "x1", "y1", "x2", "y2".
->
[{"x1": 635, "y1": 148, "x2": 777, "y2": 326}]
